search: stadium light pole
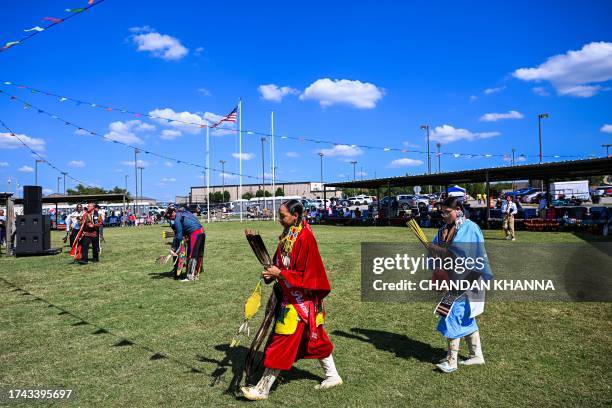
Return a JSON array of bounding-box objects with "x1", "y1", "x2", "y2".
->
[
  {"x1": 538, "y1": 113, "x2": 549, "y2": 164},
  {"x1": 318, "y1": 152, "x2": 324, "y2": 185},
  {"x1": 436, "y1": 143, "x2": 442, "y2": 173},
  {"x1": 260, "y1": 137, "x2": 266, "y2": 194},
  {"x1": 220, "y1": 160, "x2": 226, "y2": 200},
  {"x1": 420, "y1": 124, "x2": 431, "y2": 193},
  {"x1": 124, "y1": 174, "x2": 128, "y2": 221},
  {"x1": 420, "y1": 125, "x2": 431, "y2": 174},
  {"x1": 57, "y1": 176, "x2": 61, "y2": 194},
  {"x1": 350, "y1": 161, "x2": 357, "y2": 181},
  {"x1": 34, "y1": 159, "x2": 44, "y2": 186},
  {"x1": 603, "y1": 144, "x2": 611, "y2": 157},
  {"x1": 61, "y1": 172, "x2": 67, "y2": 195},
  {"x1": 138, "y1": 166, "x2": 144, "y2": 214},
  {"x1": 134, "y1": 148, "x2": 139, "y2": 214}
]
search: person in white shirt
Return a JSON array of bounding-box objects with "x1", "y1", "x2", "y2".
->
[
  {"x1": 501, "y1": 195, "x2": 518, "y2": 241},
  {"x1": 66, "y1": 204, "x2": 84, "y2": 247}
]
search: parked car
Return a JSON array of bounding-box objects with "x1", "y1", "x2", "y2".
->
[
  {"x1": 593, "y1": 186, "x2": 612, "y2": 197},
  {"x1": 347, "y1": 195, "x2": 375, "y2": 205},
  {"x1": 507, "y1": 187, "x2": 539, "y2": 199},
  {"x1": 521, "y1": 191, "x2": 544, "y2": 204},
  {"x1": 396, "y1": 194, "x2": 429, "y2": 210}
]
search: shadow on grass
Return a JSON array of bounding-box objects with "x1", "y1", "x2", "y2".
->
[
  {"x1": 333, "y1": 328, "x2": 445, "y2": 363},
  {"x1": 200, "y1": 344, "x2": 322, "y2": 398},
  {"x1": 148, "y1": 271, "x2": 177, "y2": 280},
  {"x1": 0, "y1": 276, "x2": 205, "y2": 376}
]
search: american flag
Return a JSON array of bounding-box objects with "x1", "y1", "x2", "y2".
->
[{"x1": 212, "y1": 106, "x2": 238, "y2": 128}]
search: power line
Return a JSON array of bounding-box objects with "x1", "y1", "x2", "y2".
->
[
  {"x1": 0, "y1": 81, "x2": 589, "y2": 160},
  {"x1": 0, "y1": 91, "x2": 291, "y2": 183},
  {"x1": 0, "y1": 118, "x2": 96, "y2": 188}
]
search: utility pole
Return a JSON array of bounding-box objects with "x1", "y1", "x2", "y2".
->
[
  {"x1": 57, "y1": 176, "x2": 61, "y2": 194},
  {"x1": 436, "y1": 143, "x2": 441, "y2": 173},
  {"x1": 603, "y1": 144, "x2": 612, "y2": 157}
]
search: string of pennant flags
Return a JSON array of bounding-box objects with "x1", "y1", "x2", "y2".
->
[
  {"x1": 0, "y1": 80, "x2": 588, "y2": 161},
  {"x1": 1, "y1": 1, "x2": 105, "y2": 53},
  {"x1": 0, "y1": 91, "x2": 291, "y2": 184},
  {"x1": 0, "y1": 118, "x2": 97, "y2": 188}
]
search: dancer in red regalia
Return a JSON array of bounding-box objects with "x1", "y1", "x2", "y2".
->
[{"x1": 242, "y1": 199, "x2": 342, "y2": 401}]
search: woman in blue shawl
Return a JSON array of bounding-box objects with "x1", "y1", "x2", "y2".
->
[{"x1": 430, "y1": 196, "x2": 492, "y2": 373}]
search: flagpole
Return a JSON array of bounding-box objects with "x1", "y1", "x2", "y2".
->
[
  {"x1": 271, "y1": 111, "x2": 276, "y2": 221},
  {"x1": 206, "y1": 125, "x2": 210, "y2": 224},
  {"x1": 239, "y1": 98, "x2": 243, "y2": 222}
]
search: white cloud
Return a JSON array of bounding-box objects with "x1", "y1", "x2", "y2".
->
[
  {"x1": 0, "y1": 161, "x2": 9, "y2": 167},
  {"x1": 300, "y1": 78, "x2": 384, "y2": 109},
  {"x1": 74, "y1": 128, "x2": 89, "y2": 136},
  {"x1": 513, "y1": 41, "x2": 612, "y2": 97},
  {"x1": 286, "y1": 151, "x2": 300, "y2": 158},
  {"x1": 18, "y1": 165, "x2": 34, "y2": 173},
  {"x1": 601, "y1": 124, "x2": 612, "y2": 133},
  {"x1": 104, "y1": 120, "x2": 154, "y2": 145},
  {"x1": 160, "y1": 129, "x2": 182, "y2": 140},
  {"x1": 131, "y1": 28, "x2": 189, "y2": 61},
  {"x1": 68, "y1": 160, "x2": 85, "y2": 168},
  {"x1": 194, "y1": 46, "x2": 204, "y2": 57},
  {"x1": 232, "y1": 152, "x2": 254, "y2": 160},
  {"x1": 149, "y1": 108, "x2": 216, "y2": 135},
  {"x1": 258, "y1": 84, "x2": 299, "y2": 102},
  {"x1": 197, "y1": 88, "x2": 211, "y2": 96},
  {"x1": 469, "y1": 95, "x2": 478, "y2": 101},
  {"x1": 484, "y1": 86, "x2": 506, "y2": 95},
  {"x1": 479, "y1": 110, "x2": 524, "y2": 122},
  {"x1": 532, "y1": 86, "x2": 550, "y2": 96},
  {"x1": 42, "y1": 188, "x2": 53, "y2": 195},
  {"x1": 357, "y1": 171, "x2": 367, "y2": 177},
  {"x1": 430, "y1": 125, "x2": 500, "y2": 144},
  {"x1": 121, "y1": 160, "x2": 149, "y2": 167},
  {"x1": 161, "y1": 177, "x2": 176, "y2": 182},
  {"x1": 0, "y1": 132, "x2": 45, "y2": 151},
  {"x1": 319, "y1": 144, "x2": 363, "y2": 157},
  {"x1": 388, "y1": 158, "x2": 424, "y2": 168},
  {"x1": 164, "y1": 161, "x2": 173, "y2": 167}
]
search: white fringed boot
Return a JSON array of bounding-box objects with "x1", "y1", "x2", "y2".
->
[
  {"x1": 460, "y1": 331, "x2": 485, "y2": 365},
  {"x1": 315, "y1": 354, "x2": 343, "y2": 389},
  {"x1": 241, "y1": 368, "x2": 280, "y2": 401},
  {"x1": 436, "y1": 338, "x2": 459, "y2": 373}
]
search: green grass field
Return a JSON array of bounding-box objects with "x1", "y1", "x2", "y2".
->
[{"x1": 1, "y1": 223, "x2": 611, "y2": 407}]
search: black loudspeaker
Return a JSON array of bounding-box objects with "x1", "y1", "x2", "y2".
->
[
  {"x1": 16, "y1": 214, "x2": 50, "y2": 233},
  {"x1": 15, "y1": 231, "x2": 50, "y2": 255},
  {"x1": 23, "y1": 185, "x2": 42, "y2": 215},
  {"x1": 15, "y1": 214, "x2": 51, "y2": 255}
]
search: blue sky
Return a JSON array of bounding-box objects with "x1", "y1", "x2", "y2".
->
[{"x1": 1, "y1": 0, "x2": 611, "y2": 201}]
